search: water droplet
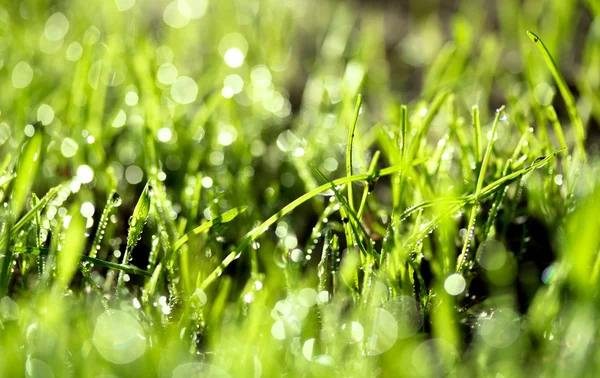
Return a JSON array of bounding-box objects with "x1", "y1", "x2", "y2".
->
[
  {"x1": 532, "y1": 156, "x2": 547, "y2": 168},
  {"x1": 444, "y1": 274, "x2": 466, "y2": 296},
  {"x1": 554, "y1": 174, "x2": 563, "y2": 186},
  {"x1": 111, "y1": 192, "x2": 122, "y2": 207}
]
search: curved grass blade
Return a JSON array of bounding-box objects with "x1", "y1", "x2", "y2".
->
[
  {"x1": 198, "y1": 157, "x2": 429, "y2": 290},
  {"x1": 478, "y1": 147, "x2": 565, "y2": 201},
  {"x1": 173, "y1": 206, "x2": 248, "y2": 251},
  {"x1": 311, "y1": 163, "x2": 372, "y2": 256},
  {"x1": 402, "y1": 148, "x2": 565, "y2": 256},
  {"x1": 399, "y1": 198, "x2": 469, "y2": 220},
  {"x1": 527, "y1": 31, "x2": 586, "y2": 158},
  {"x1": 146, "y1": 206, "x2": 248, "y2": 299},
  {"x1": 85, "y1": 256, "x2": 152, "y2": 277},
  {"x1": 11, "y1": 247, "x2": 151, "y2": 277},
  {"x1": 0, "y1": 184, "x2": 64, "y2": 250}
]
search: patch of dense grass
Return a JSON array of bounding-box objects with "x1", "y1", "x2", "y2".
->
[{"x1": 1, "y1": 0, "x2": 600, "y2": 377}]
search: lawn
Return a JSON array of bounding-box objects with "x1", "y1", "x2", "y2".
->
[{"x1": 1, "y1": 0, "x2": 600, "y2": 377}]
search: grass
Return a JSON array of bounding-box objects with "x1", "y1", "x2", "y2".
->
[{"x1": 0, "y1": 0, "x2": 600, "y2": 377}]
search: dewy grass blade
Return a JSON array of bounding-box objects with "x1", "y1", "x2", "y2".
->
[
  {"x1": 198, "y1": 157, "x2": 429, "y2": 290},
  {"x1": 457, "y1": 106, "x2": 505, "y2": 271},
  {"x1": 527, "y1": 31, "x2": 586, "y2": 159},
  {"x1": 1, "y1": 184, "x2": 63, "y2": 245},
  {"x1": 346, "y1": 94, "x2": 363, "y2": 212},
  {"x1": 311, "y1": 163, "x2": 372, "y2": 256},
  {"x1": 117, "y1": 183, "x2": 152, "y2": 290},
  {"x1": 12, "y1": 247, "x2": 152, "y2": 277},
  {"x1": 9, "y1": 125, "x2": 43, "y2": 217},
  {"x1": 0, "y1": 128, "x2": 43, "y2": 291},
  {"x1": 173, "y1": 206, "x2": 248, "y2": 251},
  {"x1": 476, "y1": 106, "x2": 505, "y2": 198},
  {"x1": 86, "y1": 191, "x2": 122, "y2": 266},
  {"x1": 78, "y1": 262, "x2": 109, "y2": 310}
]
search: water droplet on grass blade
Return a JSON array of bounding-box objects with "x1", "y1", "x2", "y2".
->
[
  {"x1": 318, "y1": 189, "x2": 335, "y2": 197},
  {"x1": 111, "y1": 192, "x2": 122, "y2": 207},
  {"x1": 532, "y1": 156, "x2": 547, "y2": 168}
]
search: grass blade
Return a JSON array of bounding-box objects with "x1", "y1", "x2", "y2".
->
[
  {"x1": 346, "y1": 94, "x2": 363, "y2": 212},
  {"x1": 198, "y1": 157, "x2": 429, "y2": 290},
  {"x1": 117, "y1": 183, "x2": 152, "y2": 290},
  {"x1": 527, "y1": 31, "x2": 586, "y2": 159},
  {"x1": 173, "y1": 206, "x2": 248, "y2": 251},
  {"x1": 57, "y1": 203, "x2": 87, "y2": 288}
]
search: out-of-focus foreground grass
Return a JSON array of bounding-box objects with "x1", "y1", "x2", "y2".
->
[{"x1": 1, "y1": 0, "x2": 600, "y2": 377}]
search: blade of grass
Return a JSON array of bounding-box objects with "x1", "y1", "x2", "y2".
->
[
  {"x1": 198, "y1": 157, "x2": 429, "y2": 290},
  {"x1": 527, "y1": 31, "x2": 586, "y2": 159},
  {"x1": 472, "y1": 106, "x2": 482, "y2": 163},
  {"x1": 173, "y1": 206, "x2": 248, "y2": 251},
  {"x1": 346, "y1": 94, "x2": 363, "y2": 212},
  {"x1": 117, "y1": 183, "x2": 152, "y2": 291},
  {"x1": 456, "y1": 106, "x2": 505, "y2": 271},
  {"x1": 0, "y1": 127, "x2": 43, "y2": 292},
  {"x1": 356, "y1": 150, "x2": 381, "y2": 220},
  {"x1": 12, "y1": 247, "x2": 151, "y2": 277},
  {"x1": 57, "y1": 203, "x2": 87, "y2": 288}
]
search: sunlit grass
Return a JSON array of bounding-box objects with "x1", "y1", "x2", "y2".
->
[{"x1": 0, "y1": 0, "x2": 600, "y2": 377}]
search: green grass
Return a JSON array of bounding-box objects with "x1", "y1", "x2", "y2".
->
[{"x1": 1, "y1": 0, "x2": 600, "y2": 377}]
